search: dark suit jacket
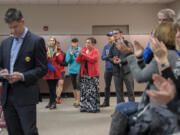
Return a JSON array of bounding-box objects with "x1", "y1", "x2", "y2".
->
[{"x1": 0, "y1": 31, "x2": 48, "y2": 106}]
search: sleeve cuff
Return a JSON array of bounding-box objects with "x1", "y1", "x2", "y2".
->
[
  {"x1": 21, "y1": 73, "x2": 25, "y2": 82},
  {"x1": 136, "y1": 55, "x2": 143, "y2": 59}
]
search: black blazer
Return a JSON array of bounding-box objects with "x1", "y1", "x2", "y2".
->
[{"x1": 0, "y1": 31, "x2": 48, "y2": 106}]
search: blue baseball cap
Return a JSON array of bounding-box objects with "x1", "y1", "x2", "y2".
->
[{"x1": 107, "y1": 32, "x2": 114, "y2": 36}]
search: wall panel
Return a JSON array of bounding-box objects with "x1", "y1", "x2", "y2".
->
[{"x1": 0, "y1": 35, "x2": 149, "y2": 93}]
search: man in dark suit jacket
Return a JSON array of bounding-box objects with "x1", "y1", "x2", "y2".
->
[
  {"x1": 108, "y1": 29, "x2": 135, "y2": 103},
  {"x1": 0, "y1": 8, "x2": 47, "y2": 135}
]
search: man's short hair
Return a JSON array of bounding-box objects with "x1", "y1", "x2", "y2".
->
[
  {"x1": 4, "y1": 8, "x2": 23, "y2": 23},
  {"x1": 113, "y1": 29, "x2": 123, "y2": 34},
  {"x1": 157, "y1": 8, "x2": 176, "y2": 21}
]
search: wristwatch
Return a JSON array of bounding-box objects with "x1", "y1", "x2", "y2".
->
[{"x1": 160, "y1": 62, "x2": 170, "y2": 70}]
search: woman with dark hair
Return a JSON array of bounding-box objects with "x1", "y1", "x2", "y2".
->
[
  {"x1": 66, "y1": 38, "x2": 81, "y2": 107},
  {"x1": 76, "y1": 37, "x2": 100, "y2": 113},
  {"x1": 43, "y1": 37, "x2": 65, "y2": 110}
]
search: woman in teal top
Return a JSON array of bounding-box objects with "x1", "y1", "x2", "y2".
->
[{"x1": 65, "y1": 38, "x2": 81, "y2": 107}]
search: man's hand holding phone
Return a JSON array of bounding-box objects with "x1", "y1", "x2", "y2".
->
[
  {"x1": 0, "y1": 69, "x2": 10, "y2": 80},
  {"x1": 9, "y1": 72, "x2": 23, "y2": 83},
  {"x1": 0, "y1": 69, "x2": 23, "y2": 82}
]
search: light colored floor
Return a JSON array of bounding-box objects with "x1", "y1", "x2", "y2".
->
[{"x1": 0, "y1": 97, "x2": 141, "y2": 135}]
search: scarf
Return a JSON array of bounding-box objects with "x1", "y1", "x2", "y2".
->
[{"x1": 48, "y1": 45, "x2": 57, "y2": 58}]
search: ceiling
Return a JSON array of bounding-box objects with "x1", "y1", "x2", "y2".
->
[{"x1": 0, "y1": 0, "x2": 177, "y2": 5}]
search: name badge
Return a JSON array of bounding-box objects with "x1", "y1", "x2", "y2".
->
[{"x1": 25, "y1": 56, "x2": 31, "y2": 62}]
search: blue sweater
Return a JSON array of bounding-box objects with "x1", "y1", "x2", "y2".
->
[
  {"x1": 143, "y1": 42, "x2": 180, "y2": 63},
  {"x1": 176, "y1": 50, "x2": 180, "y2": 56},
  {"x1": 143, "y1": 42, "x2": 153, "y2": 64},
  {"x1": 65, "y1": 46, "x2": 81, "y2": 74},
  {"x1": 101, "y1": 43, "x2": 113, "y2": 72}
]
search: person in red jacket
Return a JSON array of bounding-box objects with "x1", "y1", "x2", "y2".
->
[
  {"x1": 76, "y1": 37, "x2": 100, "y2": 113},
  {"x1": 43, "y1": 37, "x2": 64, "y2": 109}
]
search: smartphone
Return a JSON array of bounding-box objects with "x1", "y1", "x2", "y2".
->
[{"x1": 0, "y1": 73, "x2": 10, "y2": 77}]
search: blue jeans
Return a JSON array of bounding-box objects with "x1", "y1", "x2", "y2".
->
[{"x1": 115, "y1": 102, "x2": 139, "y2": 125}]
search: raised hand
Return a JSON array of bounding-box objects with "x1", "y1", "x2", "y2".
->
[
  {"x1": 133, "y1": 40, "x2": 144, "y2": 57},
  {"x1": 69, "y1": 50, "x2": 73, "y2": 56},
  {"x1": 116, "y1": 40, "x2": 133, "y2": 54},
  {"x1": 0, "y1": 69, "x2": 10, "y2": 80},
  {"x1": 146, "y1": 74, "x2": 176, "y2": 104},
  {"x1": 150, "y1": 38, "x2": 168, "y2": 65},
  {"x1": 79, "y1": 50, "x2": 83, "y2": 55},
  {"x1": 9, "y1": 72, "x2": 23, "y2": 83},
  {"x1": 113, "y1": 56, "x2": 121, "y2": 64}
]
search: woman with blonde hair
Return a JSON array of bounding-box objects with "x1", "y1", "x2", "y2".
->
[
  {"x1": 43, "y1": 37, "x2": 65, "y2": 109},
  {"x1": 146, "y1": 18, "x2": 180, "y2": 113}
]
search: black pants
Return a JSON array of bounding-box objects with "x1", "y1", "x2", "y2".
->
[
  {"x1": 114, "y1": 71, "x2": 135, "y2": 103},
  {"x1": 70, "y1": 74, "x2": 79, "y2": 90},
  {"x1": 3, "y1": 86, "x2": 38, "y2": 135},
  {"x1": 103, "y1": 71, "x2": 113, "y2": 104},
  {"x1": 47, "y1": 80, "x2": 58, "y2": 103}
]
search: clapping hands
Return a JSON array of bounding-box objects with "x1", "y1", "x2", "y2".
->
[
  {"x1": 150, "y1": 37, "x2": 168, "y2": 65},
  {"x1": 133, "y1": 40, "x2": 144, "y2": 57},
  {"x1": 113, "y1": 56, "x2": 121, "y2": 64},
  {"x1": 146, "y1": 74, "x2": 176, "y2": 104},
  {"x1": 69, "y1": 50, "x2": 73, "y2": 56},
  {"x1": 116, "y1": 40, "x2": 133, "y2": 54},
  {"x1": 79, "y1": 50, "x2": 83, "y2": 55}
]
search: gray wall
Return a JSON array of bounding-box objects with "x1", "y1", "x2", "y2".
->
[
  {"x1": 0, "y1": 4, "x2": 166, "y2": 35},
  {"x1": 1, "y1": 2, "x2": 179, "y2": 93},
  {"x1": 169, "y1": 0, "x2": 180, "y2": 19}
]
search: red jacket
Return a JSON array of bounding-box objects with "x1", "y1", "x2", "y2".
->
[
  {"x1": 76, "y1": 46, "x2": 100, "y2": 77},
  {"x1": 43, "y1": 48, "x2": 65, "y2": 80}
]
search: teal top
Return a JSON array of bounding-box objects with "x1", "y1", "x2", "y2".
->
[{"x1": 65, "y1": 46, "x2": 81, "y2": 74}]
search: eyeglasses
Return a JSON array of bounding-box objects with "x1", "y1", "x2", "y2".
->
[{"x1": 113, "y1": 32, "x2": 119, "y2": 35}]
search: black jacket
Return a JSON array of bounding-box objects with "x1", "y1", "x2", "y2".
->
[
  {"x1": 0, "y1": 31, "x2": 48, "y2": 106},
  {"x1": 108, "y1": 40, "x2": 132, "y2": 76},
  {"x1": 161, "y1": 67, "x2": 180, "y2": 114}
]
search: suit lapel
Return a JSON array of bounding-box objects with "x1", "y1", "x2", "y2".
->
[
  {"x1": 14, "y1": 31, "x2": 30, "y2": 65},
  {"x1": 6, "y1": 37, "x2": 13, "y2": 71}
]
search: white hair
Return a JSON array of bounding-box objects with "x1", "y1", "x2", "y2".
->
[{"x1": 158, "y1": 8, "x2": 176, "y2": 21}]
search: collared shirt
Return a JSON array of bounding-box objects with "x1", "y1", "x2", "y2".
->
[{"x1": 10, "y1": 27, "x2": 28, "y2": 74}]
